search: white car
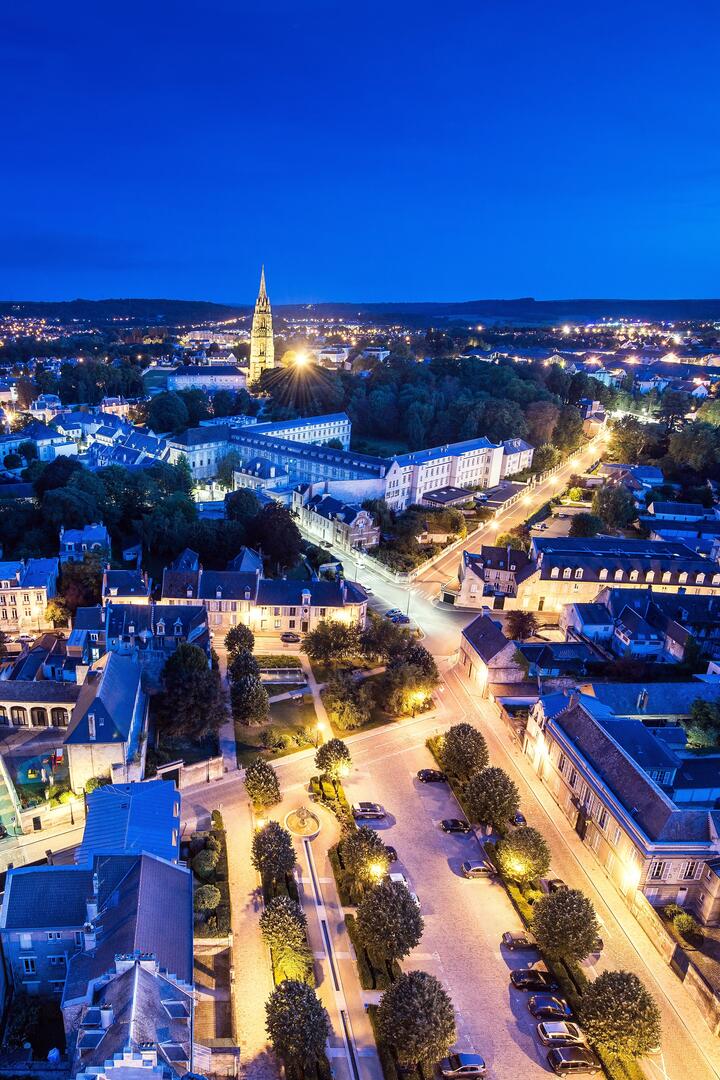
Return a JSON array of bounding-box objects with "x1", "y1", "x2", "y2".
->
[{"x1": 389, "y1": 871, "x2": 420, "y2": 908}]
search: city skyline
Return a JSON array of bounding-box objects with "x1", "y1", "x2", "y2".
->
[{"x1": 1, "y1": 1, "x2": 719, "y2": 302}]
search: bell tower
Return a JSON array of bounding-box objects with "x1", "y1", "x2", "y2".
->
[{"x1": 249, "y1": 266, "x2": 275, "y2": 383}]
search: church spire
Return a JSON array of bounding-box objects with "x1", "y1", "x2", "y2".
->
[
  {"x1": 258, "y1": 264, "x2": 267, "y2": 302},
  {"x1": 249, "y1": 265, "x2": 275, "y2": 383}
]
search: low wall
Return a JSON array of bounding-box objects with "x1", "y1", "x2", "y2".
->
[{"x1": 156, "y1": 755, "x2": 225, "y2": 789}]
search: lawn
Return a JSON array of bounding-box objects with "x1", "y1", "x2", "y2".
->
[
  {"x1": 235, "y1": 692, "x2": 319, "y2": 767},
  {"x1": 309, "y1": 656, "x2": 375, "y2": 685}
]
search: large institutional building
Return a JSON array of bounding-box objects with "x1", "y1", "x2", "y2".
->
[{"x1": 248, "y1": 266, "x2": 275, "y2": 383}]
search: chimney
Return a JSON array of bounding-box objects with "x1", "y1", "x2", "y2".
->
[
  {"x1": 83, "y1": 922, "x2": 96, "y2": 951},
  {"x1": 637, "y1": 688, "x2": 649, "y2": 711},
  {"x1": 99, "y1": 1003, "x2": 114, "y2": 1029}
]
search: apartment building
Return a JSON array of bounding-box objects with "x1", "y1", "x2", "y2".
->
[
  {"x1": 167, "y1": 363, "x2": 247, "y2": 391},
  {"x1": 524, "y1": 692, "x2": 720, "y2": 925},
  {"x1": 292, "y1": 484, "x2": 380, "y2": 551},
  {"x1": 500, "y1": 438, "x2": 534, "y2": 478},
  {"x1": 383, "y1": 436, "x2": 504, "y2": 512},
  {"x1": 0, "y1": 558, "x2": 59, "y2": 632}
]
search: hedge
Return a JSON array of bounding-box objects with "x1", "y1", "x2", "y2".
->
[
  {"x1": 345, "y1": 913, "x2": 400, "y2": 991},
  {"x1": 256, "y1": 654, "x2": 303, "y2": 669},
  {"x1": 328, "y1": 844, "x2": 354, "y2": 907},
  {"x1": 190, "y1": 813, "x2": 232, "y2": 937},
  {"x1": 367, "y1": 1005, "x2": 429, "y2": 1080}
]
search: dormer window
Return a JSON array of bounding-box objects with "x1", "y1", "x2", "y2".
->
[
  {"x1": 696, "y1": 572, "x2": 705, "y2": 585},
  {"x1": 186, "y1": 585, "x2": 193, "y2": 597},
  {"x1": 662, "y1": 571, "x2": 671, "y2": 583},
  {"x1": 174, "y1": 622, "x2": 183, "y2": 636},
  {"x1": 216, "y1": 586, "x2": 223, "y2": 599},
  {"x1": 614, "y1": 569, "x2": 623, "y2": 581},
  {"x1": 550, "y1": 567, "x2": 559, "y2": 579},
  {"x1": 629, "y1": 570, "x2": 639, "y2": 582},
  {"x1": 244, "y1": 587, "x2": 251, "y2": 600},
  {"x1": 574, "y1": 568, "x2": 583, "y2": 580},
  {"x1": 679, "y1": 571, "x2": 688, "y2": 584},
  {"x1": 645, "y1": 570, "x2": 654, "y2": 583},
  {"x1": 599, "y1": 568, "x2": 608, "y2": 581},
  {"x1": 562, "y1": 567, "x2": 571, "y2": 580},
  {"x1": 128, "y1": 623, "x2": 135, "y2": 634},
  {"x1": 156, "y1": 622, "x2": 165, "y2": 636}
]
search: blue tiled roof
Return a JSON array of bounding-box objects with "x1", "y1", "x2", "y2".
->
[
  {"x1": 76, "y1": 781, "x2": 180, "y2": 864},
  {"x1": 2, "y1": 866, "x2": 94, "y2": 929},
  {"x1": 393, "y1": 436, "x2": 500, "y2": 467},
  {"x1": 64, "y1": 653, "x2": 143, "y2": 745}
]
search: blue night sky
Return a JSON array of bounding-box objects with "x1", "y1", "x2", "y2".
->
[{"x1": 1, "y1": 0, "x2": 718, "y2": 303}]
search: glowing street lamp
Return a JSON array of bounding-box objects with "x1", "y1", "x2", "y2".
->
[
  {"x1": 294, "y1": 351, "x2": 309, "y2": 368},
  {"x1": 368, "y1": 861, "x2": 386, "y2": 882}
]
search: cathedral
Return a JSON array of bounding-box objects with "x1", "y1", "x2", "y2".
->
[{"x1": 248, "y1": 266, "x2": 275, "y2": 383}]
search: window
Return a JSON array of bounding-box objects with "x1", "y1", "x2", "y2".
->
[
  {"x1": 645, "y1": 570, "x2": 654, "y2": 583},
  {"x1": 88, "y1": 714, "x2": 96, "y2": 740},
  {"x1": 629, "y1": 569, "x2": 639, "y2": 582},
  {"x1": 74, "y1": 931, "x2": 83, "y2": 946},
  {"x1": 48, "y1": 955, "x2": 65, "y2": 967},
  {"x1": 696, "y1": 572, "x2": 705, "y2": 585},
  {"x1": 562, "y1": 567, "x2": 571, "y2": 580},
  {"x1": 662, "y1": 571, "x2": 671, "y2": 583},
  {"x1": 597, "y1": 808, "x2": 608, "y2": 832},
  {"x1": 319, "y1": 608, "x2": 326, "y2": 617},
  {"x1": 613, "y1": 826, "x2": 622, "y2": 847},
  {"x1": 274, "y1": 619, "x2": 281, "y2": 629},
  {"x1": 30, "y1": 708, "x2": 47, "y2": 726},
  {"x1": 569, "y1": 767, "x2": 578, "y2": 790},
  {"x1": 273, "y1": 607, "x2": 280, "y2": 617},
  {"x1": 650, "y1": 861, "x2": 666, "y2": 881},
  {"x1": 550, "y1": 567, "x2": 559, "y2": 579},
  {"x1": 679, "y1": 571, "x2": 688, "y2": 584},
  {"x1": 684, "y1": 861, "x2": 699, "y2": 880},
  {"x1": 21, "y1": 957, "x2": 36, "y2": 976},
  {"x1": 19, "y1": 933, "x2": 31, "y2": 951},
  {"x1": 10, "y1": 706, "x2": 27, "y2": 726},
  {"x1": 46, "y1": 931, "x2": 61, "y2": 941},
  {"x1": 558, "y1": 752, "x2": 567, "y2": 774},
  {"x1": 51, "y1": 708, "x2": 68, "y2": 727},
  {"x1": 614, "y1": 569, "x2": 623, "y2": 581},
  {"x1": 574, "y1": 568, "x2": 583, "y2": 580},
  {"x1": 598, "y1": 568, "x2": 608, "y2": 581},
  {"x1": 289, "y1": 619, "x2": 296, "y2": 629}
]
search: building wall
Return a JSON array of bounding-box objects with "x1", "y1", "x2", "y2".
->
[
  {"x1": 168, "y1": 372, "x2": 247, "y2": 392},
  {"x1": 524, "y1": 708, "x2": 720, "y2": 924},
  {"x1": 67, "y1": 741, "x2": 127, "y2": 793},
  {"x1": 1, "y1": 926, "x2": 83, "y2": 997},
  {"x1": 0, "y1": 586, "x2": 54, "y2": 633},
  {"x1": 508, "y1": 571, "x2": 720, "y2": 613}
]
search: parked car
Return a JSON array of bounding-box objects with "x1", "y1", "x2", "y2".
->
[
  {"x1": 537, "y1": 1022, "x2": 586, "y2": 1047},
  {"x1": 501, "y1": 930, "x2": 538, "y2": 951},
  {"x1": 384, "y1": 845, "x2": 398, "y2": 863},
  {"x1": 537, "y1": 877, "x2": 569, "y2": 894},
  {"x1": 440, "y1": 818, "x2": 471, "y2": 834},
  {"x1": 418, "y1": 769, "x2": 447, "y2": 783},
  {"x1": 510, "y1": 969, "x2": 559, "y2": 992},
  {"x1": 546, "y1": 1047, "x2": 601, "y2": 1076},
  {"x1": 384, "y1": 609, "x2": 402, "y2": 619},
  {"x1": 352, "y1": 802, "x2": 386, "y2": 820},
  {"x1": 528, "y1": 995, "x2": 574, "y2": 1021},
  {"x1": 280, "y1": 632, "x2": 301, "y2": 643},
  {"x1": 394, "y1": 614, "x2": 410, "y2": 624},
  {"x1": 509, "y1": 811, "x2": 527, "y2": 827},
  {"x1": 390, "y1": 871, "x2": 420, "y2": 907},
  {"x1": 587, "y1": 937, "x2": 603, "y2": 955},
  {"x1": 438, "y1": 1053, "x2": 487, "y2": 1079},
  {"x1": 461, "y1": 859, "x2": 495, "y2": 879}
]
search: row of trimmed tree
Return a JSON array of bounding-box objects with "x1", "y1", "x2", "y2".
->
[{"x1": 435, "y1": 722, "x2": 662, "y2": 1061}]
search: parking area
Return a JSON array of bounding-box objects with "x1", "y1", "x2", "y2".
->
[
  {"x1": 343, "y1": 732, "x2": 555, "y2": 1079},
  {"x1": 530, "y1": 506, "x2": 589, "y2": 539}
]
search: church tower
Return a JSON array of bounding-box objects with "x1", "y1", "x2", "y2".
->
[{"x1": 249, "y1": 266, "x2": 275, "y2": 384}]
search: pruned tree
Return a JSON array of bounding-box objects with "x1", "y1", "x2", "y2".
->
[
  {"x1": 265, "y1": 980, "x2": 330, "y2": 1069},
  {"x1": 356, "y1": 879, "x2": 424, "y2": 963},
  {"x1": 341, "y1": 825, "x2": 392, "y2": 892},
  {"x1": 225, "y1": 622, "x2": 255, "y2": 657},
  {"x1": 376, "y1": 970, "x2": 456, "y2": 1069},
  {"x1": 464, "y1": 766, "x2": 520, "y2": 831},
  {"x1": 194, "y1": 884, "x2": 221, "y2": 913},
  {"x1": 496, "y1": 826, "x2": 550, "y2": 886},
  {"x1": 532, "y1": 888, "x2": 601, "y2": 962},
  {"x1": 323, "y1": 672, "x2": 373, "y2": 731},
  {"x1": 260, "y1": 896, "x2": 312, "y2": 981},
  {"x1": 231, "y1": 675, "x2": 270, "y2": 726},
  {"x1": 244, "y1": 758, "x2": 281, "y2": 809},
  {"x1": 251, "y1": 821, "x2": 296, "y2": 885},
  {"x1": 439, "y1": 722, "x2": 489, "y2": 781},
  {"x1": 580, "y1": 971, "x2": 661, "y2": 1058},
  {"x1": 229, "y1": 649, "x2": 260, "y2": 681},
  {"x1": 157, "y1": 642, "x2": 225, "y2": 742},
  {"x1": 315, "y1": 738, "x2": 352, "y2": 780}
]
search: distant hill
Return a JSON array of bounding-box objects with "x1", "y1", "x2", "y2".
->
[{"x1": 2, "y1": 296, "x2": 720, "y2": 326}]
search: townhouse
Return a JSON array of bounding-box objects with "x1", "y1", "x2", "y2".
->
[
  {"x1": 160, "y1": 548, "x2": 367, "y2": 636},
  {"x1": 454, "y1": 546, "x2": 534, "y2": 606},
  {"x1": 0, "y1": 558, "x2": 59, "y2": 632},
  {"x1": 59, "y1": 524, "x2": 110, "y2": 564},
  {"x1": 292, "y1": 484, "x2": 380, "y2": 551}
]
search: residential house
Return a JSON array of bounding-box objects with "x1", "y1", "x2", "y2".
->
[
  {"x1": 454, "y1": 546, "x2": 533, "y2": 606},
  {"x1": 292, "y1": 485, "x2": 380, "y2": 550},
  {"x1": 59, "y1": 524, "x2": 111, "y2": 565},
  {"x1": 524, "y1": 692, "x2": 720, "y2": 924},
  {"x1": 104, "y1": 603, "x2": 210, "y2": 665},
  {"x1": 457, "y1": 615, "x2": 526, "y2": 696},
  {"x1": 233, "y1": 456, "x2": 289, "y2": 492},
  {"x1": 0, "y1": 558, "x2": 59, "y2": 633},
  {"x1": 64, "y1": 652, "x2": 148, "y2": 792},
  {"x1": 499, "y1": 438, "x2": 534, "y2": 478},
  {"x1": 560, "y1": 602, "x2": 614, "y2": 643},
  {"x1": 102, "y1": 570, "x2": 151, "y2": 606}
]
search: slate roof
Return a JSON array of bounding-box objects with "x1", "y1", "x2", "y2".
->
[
  {"x1": 227, "y1": 547, "x2": 264, "y2": 573},
  {"x1": 305, "y1": 492, "x2": 362, "y2": 524},
  {"x1": 106, "y1": 603, "x2": 207, "y2": 640},
  {"x1": 236, "y1": 456, "x2": 288, "y2": 479},
  {"x1": 393, "y1": 435, "x2": 500, "y2": 467},
  {"x1": 168, "y1": 548, "x2": 200, "y2": 572},
  {"x1": 61, "y1": 523, "x2": 109, "y2": 547},
  {"x1": 198, "y1": 570, "x2": 259, "y2": 601},
  {"x1": 256, "y1": 578, "x2": 367, "y2": 606},
  {"x1": 64, "y1": 854, "x2": 193, "y2": 1002},
  {"x1": 103, "y1": 570, "x2": 150, "y2": 598},
  {"x1": 64, "y1": 653, "x2": 143, "y2": 745},
  {"x1": 76, "y1": 781, "x2": 180, "y2": 865},
  {"x1": 72, "y1": 606, "x2": 105, "y2": 631},
  {"x1": 532, "y1": 536, "x2": 718, "y2": 583},
  {"x1": 580, "y1": 680, "x2": 720, "y2": 717},
  {"x1": 502, "y1": 438, "x2": 533, "y2": 454},
  {"x1": 554, "y1": 703, "x2": 714, "y2": 843},
  {"x1": 569, "y1": 602, "x2": 613, "y2": 625},
  {"x1": 462, "y1": 614, "x2": 511, "y2": 662},
  {"x1": 615, "y1": 606, "x2": 662, "y2": 641},
  {"x1": 0, "y1": 680, "x2": 81, "y2": 704},
  {"x1": 172, "y1": 364, "x2": 244, "y2": 377},
  {"x1": 649, "y1": 501, "x2": 712, "y2": 519},
  {"x1": 2, "y1": 866, "x2": 95, "y2": 929},
  {"x1": 422, "y1": 486, "x2": 473, "y2": 506},
  {"x1": 167, "y1": 425, "x2": 231, "y2": 447}
]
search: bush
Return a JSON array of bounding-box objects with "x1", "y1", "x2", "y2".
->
[
  {"x1": 674, "y1": 911, "x2": 700, "y2": 940},
  {"x1": 496, "y1": 827, "x2": 550, "y2": 885},
  {"x1": 245, "y1": 757, "x2": 282, "y2": 808},
  {"x1": 194, "y1": 884, "x2": 221, "y2": 913},
  {"x1": 663, "y1": 903, "x2": 683, "y2": 921},
  {"x1": 206, "y1": 833, "x2": 222, "y2": 853},
  {"x1": 192, "y1": 848, "x2": 219, "y2": 880}
]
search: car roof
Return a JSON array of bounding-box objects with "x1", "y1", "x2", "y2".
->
[
  {"x1": 451, "y1": 1054, "x2": 486, "y2": 1065},
  {"x1": 550, "y1": 1047, "x2": 596, "y2": 1062},
  {"x1": 542, "y1": 1022, "x2": 573, "y2": 1033}
]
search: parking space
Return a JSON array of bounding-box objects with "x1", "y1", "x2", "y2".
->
[{"x1": 344, "y1": 733, "x2": 553, "y2": 1079}]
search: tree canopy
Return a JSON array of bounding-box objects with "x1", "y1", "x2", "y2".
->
[
  {"x1": 532, "y1": 888, "x2": 600, "y2": 961},
  {"x1": 464, "y1": 767, "x2": 520, "y2": 830},
  {"x1": 580, "y1": 971, "x2": 661, "y2": 1058},
  {"x1": 376, "y1": 970, "x2": 456, "y2": 1069},
  {"x1": 356, "y1": 879, "x2": 424, "y2": 962},
  {"x1": 440, "y1": 723, "x2": 489, "y2": 781},
  {"x1": 157, "y1": 642, "x2": 225, "y2": 741},
  {"x1": 265, "y1": 980, "x2": 330, "y2": 1069}
]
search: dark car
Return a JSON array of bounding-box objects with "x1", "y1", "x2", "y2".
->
[
  {"x1": 438, "y1": 1053, "x2": 487, "y2": 1079},
  {"x1": 546, "y1": 1047, "x2": 601, "y2": 1075},
  {"x1": 440, "y1": 819, "x2": 471, "y2": 834},
  {"x1": 501, "y1": 930, "x2": 538, "y2": 951},
  {"x1": 509, "y1": 811, "x2": 527, "y2": 827},
  {"x1": 510, "y1": 969, "x2": 559, "y2": 992},
  {"x1": 547, "y1": 878, "x2": 569, "y2": 893},
  {"x1": 528, "y1": 994, "x2": 574, "y2": 1021},
  {"x1": 384, "y1": 845, "x2": 398, "y2": 863},
  {"x1": 280, "y1": 632, "x2": 301, "y2": 644},
  {"x1": 384, "y1": 609, "x2": 402, "y2": 619},
  {"x1": 352, "y1": 802, "x2": 386, "y2": 820},
  {"x1": 394, "y1": 614, "x2": 410, "y2": 624},
  {"x1": 418, "y1": 769, "x2": 447, "y2": 783}
]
